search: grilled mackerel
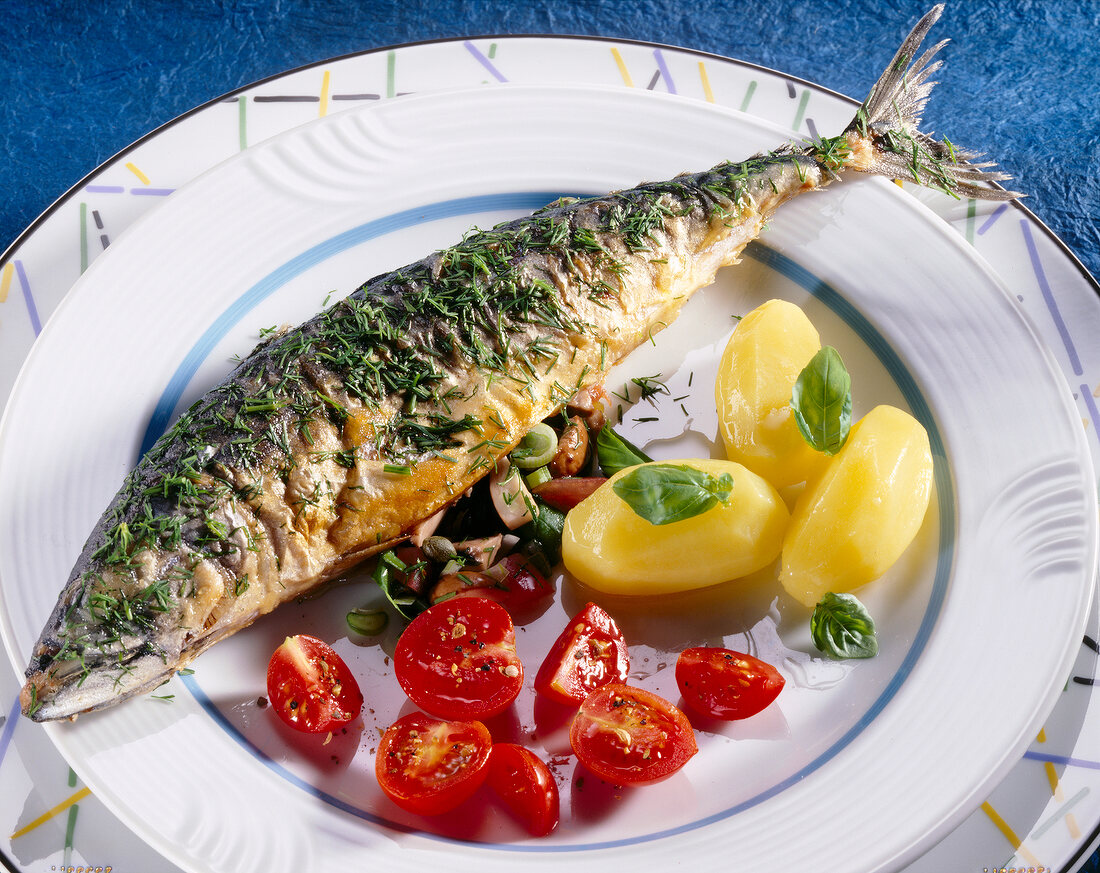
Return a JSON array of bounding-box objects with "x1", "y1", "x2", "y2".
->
[{"x1": 22, "y1": 4, "x2": 1017, "y2": 720}]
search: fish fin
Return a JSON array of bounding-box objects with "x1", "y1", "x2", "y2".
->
[{"x1": 840, "y1": 4, "x2": 1022, "y2": 201}]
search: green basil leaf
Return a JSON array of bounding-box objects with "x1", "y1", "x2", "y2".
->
[
  {"x1": 518, "y1": 499, "x2": 566, "y2": 567},
  {"x1": 810, "y1": 592, "x2": 878, "y2": 659},
  {"x1": 372, "y1": 550, "x2": 428, "y2": 621},
  {"x1": 596, "y1": 426, "x2": 653, "y2": 476},
  {"x1": 612, "y1": 464, "x2": 733, "y2": 526},
  {"x1": 791, "y1": 346, "x2": 852, "y2": 455}
]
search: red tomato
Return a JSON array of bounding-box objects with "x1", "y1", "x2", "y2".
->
[
  {"x1": 375, "y1": 712, "x2": 492, "y2": 815},
  {"x1": 534, "y1": 602, "x2": 630, "y2": 706},
  {"x1": 487, "y1": 743, "x2": 560, "y2": 836},
  {"x1": 532, "y1": 477, "x2": 607, "y2": 511},
  {"x1": 266, "y1": 634, "x2": 363, "y2": 734},
  {"x1": 675, "y1": 647, "x2": 785, "y2": 720},
  {"x1": 570, "y1": 684, "x2": 697, "y2": 785},
  {"x1": 394, "y1": 597, "x2": 523, "y2": 720},
  {"x1": 439, "y1": 554, "x2": 554, "y2": 611}
]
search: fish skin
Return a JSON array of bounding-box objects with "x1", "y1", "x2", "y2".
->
[{"x1": 20, "y1": 4, "x2": 1016, "y2": 721}]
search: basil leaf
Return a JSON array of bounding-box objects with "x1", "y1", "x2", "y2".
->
[
  {"x1": 810, "y1": 592, "x2": 878, "y2": 659},
  {"x1": 518, "y1": 499, "x2": 566, "y2": 567},
  {"x1": 612, "y1": 464, "x2": 733, "y2": 526},
  {"x1": 791, "y1": 346, "x2": 852, "y2": 455},
  {"x1": 596, "y1": 426, "x2": 653, "y2": 476},
  {"x1": 372, "y1": 550, "x2": 428, "y2": 621}
]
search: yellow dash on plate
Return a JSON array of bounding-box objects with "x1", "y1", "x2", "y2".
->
[
  {"x1": 610, "y1": 48, "x2": 634, "y2": 88},
  {"x1": 125, "y1": 162, "x2": 151, "y2": 185},
  {"x1": 0, "y1": 262, "x2": 13, "y2": 303},
  {"x1": 698, "y1": 61, "x2": 715, "y2": 103},
  {"x1": 1044, "y1": 761, "x2": 1064, "y2": 800},
  {"x1": 320, "y1": 69, "x2": 331, "y2": 117},
  {"x1": 980, "y1": 801, "x2": 1043, "y2": 867},
  {"x1": 10, "y1": 787, "x2": 91, "y2": 840},
  {"x1": 1036, "y1": 740, "x2": 1082, "y2": 839}
]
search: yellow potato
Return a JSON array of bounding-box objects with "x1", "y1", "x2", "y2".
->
[
  {"x1": 716, "y1": 298, "x2": 827, "y2": 488},
  {"x1": 779, "y1": 405, "x2": 933, "y2": 607},
  {"x1": 562, "y1": 459, "x2": 789, "y2": 596}
]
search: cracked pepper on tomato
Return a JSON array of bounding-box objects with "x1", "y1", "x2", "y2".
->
[
  {"x1": 394, "y1": 596, "x2": 524, "y2": 721},
  {"x1": 675, "y1": 647, "x2": 785, "y2": 721},
  {"x1": 570, "y1": 684, "x2": 697, "y2": 785},
  {"x1": 376, "y1": 712, "x2": 493, "y2": 815},
  {"x1": 534, "y1": 602, "x2": 630, "y2": 706},
  {"x1": 266, "y1": 634, "x2": 362, "y2": 734}
]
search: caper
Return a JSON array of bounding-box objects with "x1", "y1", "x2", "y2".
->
[{"x1": 422, "y1": 535, "x2": 458, "y2": 563}]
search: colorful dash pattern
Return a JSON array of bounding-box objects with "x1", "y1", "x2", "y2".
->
[{"x1": 2, "y1": 259, "x2": 43, "y2": 335}]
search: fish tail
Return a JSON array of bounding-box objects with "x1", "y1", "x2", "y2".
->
[{"x1": 834, "y1": 4, "x2": 1021, "y2": 201}]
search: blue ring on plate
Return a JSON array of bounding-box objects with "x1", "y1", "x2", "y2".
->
[{"x1": 151, "y1": 192, "x2": 952, "y2": 852}]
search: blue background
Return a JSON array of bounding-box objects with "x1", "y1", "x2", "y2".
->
[{"x1": 1, "y1": 0, "x2": 1098, "y2": 285}]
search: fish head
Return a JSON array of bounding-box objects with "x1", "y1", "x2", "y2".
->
[{"x1": 21, "y1": 563, "x2": 188, "y2": 722}]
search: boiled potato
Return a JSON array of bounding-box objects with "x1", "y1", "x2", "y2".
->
[
  {"x1": 779, "y1": 405, "x2": 932, "y2": 607},
  {"x1": 716, "y1": 298, "x2": 827, "y2": 488},
  {"x1": 562, "y1": 459, "x2": 789, "y2": 596}
]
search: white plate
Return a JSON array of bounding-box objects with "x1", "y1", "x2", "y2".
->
[{"x1": 0, "y1": 82, "x2": 1095, "y2": 873}]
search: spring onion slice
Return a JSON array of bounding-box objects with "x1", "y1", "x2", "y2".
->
[
  {"x1": 347, "y1": 608, "x2": 389, "y2": 636},
  {"x1": 525, "y1": 465, "x2": 553, "y2": 489},
  {"x1": 510, "y1": 422, "x2": 557, "y2": 469}
]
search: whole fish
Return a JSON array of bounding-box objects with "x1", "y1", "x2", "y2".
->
[{"x1": 21, "y1": 4, "x2": 1016, "y2": 721}]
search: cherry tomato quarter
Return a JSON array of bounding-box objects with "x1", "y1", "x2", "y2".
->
[
  {"x1": 487, "y1": 743, "x2": 560, "y2": 836},
  {"x1": 570, "y1": 684, "x2": 697, "y2": 785},
  {"x1": 438, "y1": 553, "x2": 553, "y2": 612},
  {"x1": 534, "y1": 602, "x2": 630, "y2": 706},
  {"x1": 265, "y1": 634, "x2": 363, "y2": 734},
  {"x1": 375, "y1": 712, "x2": 492, "y2": 816},
  {"x1": 675, "y1": 647, "x2": 785, "y2": 720},
  {"x1": 395, "y1": 597, "x2": 523, "y2": 720}
]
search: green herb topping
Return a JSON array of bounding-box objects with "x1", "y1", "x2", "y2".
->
[
  {"x1": 810, "y1": 592, "x2": 879, "y2": 659},
  {"x1": 791, "y1": 346, "x2": 852, "y2": 455},
  {"x1": 595, "y1": 426, "x2": 653, "y2": 476},
  {"x1": 612, "y1": 463, "x2": 734, "y2": 526}
]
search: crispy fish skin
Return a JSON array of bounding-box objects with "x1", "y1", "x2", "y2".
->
[{"x1": 21, "y1": 4, "x2": 1016, "y2": 721}]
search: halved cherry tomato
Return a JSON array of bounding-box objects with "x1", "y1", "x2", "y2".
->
[
  {"x1": 675, "y1": 647, "x2": 785, "y2": 720},
  {"x1": 487, "y1": 743, "x2": 560, "y2": 836},
  {"x1": 570, "y1": 684, "x2": 697, "y2": 785},
  {"x1": 266, "y1": 634, "x2": 363, "y2": 734},
  {"x1": 534, "y1": 602, "x2": 630, "y2": 706},
  {"x1": 394, "y1": 597, "x2": 523, "y2": 720},
  {"x1": 375, "y1": 712, "x2": 492, "y2": 815},
  {"x1": 532, "y1": 476, "x2": 607, "y2": 512},
  {"x1": 434, "y1": 553, "x2": 553, "y2": 611}
]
